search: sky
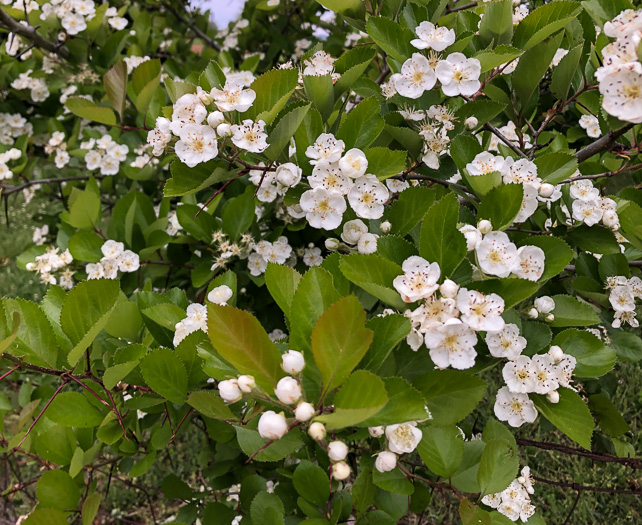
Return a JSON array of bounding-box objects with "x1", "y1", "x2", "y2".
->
[{"x1": 190, "y1": 0, "x2": 247, "y2": 28}]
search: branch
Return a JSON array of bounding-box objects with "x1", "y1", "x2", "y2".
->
[
  {"x1": 483, "y1": 122, "x2": 528, "y2": 158},
  {"x1": 576, "y1": 124, "x2": 635, "y2": 163},
  {"x1": 166, "y1": 407, "x2": 193, "y2": 448},
  {"x1": 445, "y1": 1, "x2": 477, "y2": 13},
  {"x1": 559, "y1": 162, "x2": 642, "y2": 184},
  {"x1": 0, "y1": 9, "x2": 69, "y2": 59},
  {"x1": 245, "y1": 421, "x2": 301, "y2": 463},
  {"x1": 162, "y1": 3, "x2": 220, "y2": 51},
  {"x1": 533, "y1": 475, "x2": 642, "y2": 496},
  {"x1": 0, "y1": 174, "x2": 109, "y2": 196},
  {"x1": 17, "y1": 378, "x2": 68, "y2": 448}
]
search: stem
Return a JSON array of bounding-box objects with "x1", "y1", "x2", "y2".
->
[
  {"x1": 17, "y1": 379, "x2": 68, "y2": 449},
  {"x1": 576, "y1": 124, "x2": 635, "y2": 163},
  {"x1": 166, "y1": 407, "x2": 193, "y2": 448},
  {"x1": 0, "y1": 366, "x2": 19, "y2": 382},
  {"x1": 245, "y1": 421, "x2": 301, "y2": 463},
  {"x1": 0, "y1": 9, "x2": 70, "y2": 59}
]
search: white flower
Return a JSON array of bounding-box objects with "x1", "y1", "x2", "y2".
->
[
  {"x1": 86, "y1": 262, "x2": 104, "y2": 280},
  {"x1": 300, "y1": 187, "x2": 346, "y2": 230},
  {"x1": 572, "y1": 199, "x2": 603, "y2": 226},
  {"x1": 219, "y1": 379, "x2": 243, "y2": 403},
  {"x1": 295, "y1": 402, "x2": 315, "y2": 422},
  {"x1": 385, "y1": 422, "x2": 422, "y2": 454},
  {"x1": 513, "y1": 4, "x2": 529, "y2": 24},
  {"x1": 613, "y1": 310, "x2": 639, "y2": 328},
  {"x1": 332, "y1": 461, "x2": 351, "y2": 480},
  {"x1": 465, "y1": 116, "x2": 478, "y2": 129},
  {"x1": 375, "y1": 451, "x2": 398, "y2": 472},
  {"x1": 175, "y1": 124, "x2": 218, "y2": 167},
  {"x1": 101, "y1": 258, "x2": 119, "y2": 279},
  {"x1": 424, "y1": 319, "x2": 477, "y2": 370},
  {"x1": 308, "y1": 422, "x2": 326, "y2": 440},
  {"x1": 494, "y1": 386, "x2": 538, "y2": 428},
  {"x1": 477, "y1": 231, "x2": 518, "y2": 278},
  {"x1": 513, "y1": 184, "x2": 539, "y2": 224},
  {"x1": 341, "y1": 219, "x2": 368, "y2": 244},
  {"x1": 247, "y1": 252, "x2": 267, "y2": 275},
  {"x1": 512, "y1": 245, "x2": 545, "y2": 282},
  {"x1": 108, "y1": 17, "x2": 128, "y2": 30},
  {"x1": 535, "y1": 296, "x2": 555, "y2": 314},
  {"x1": 258, "y1": 411, "x2": 288, "y2": 439},
  {"x1": 147, "y1": 117, "x2": 172, "y2": 156},
  {"x1": 238, "y1": 375, "x2": 256, "y2": 393},
  {"x1": 274, "y1": 376, "x2": 302, "y2": 405},
  {"x1": 570, "y1": 180, "x2": 600, "y2": 201},
  {"x1": 275, "y1": 162, "x2": 302, "y2": 187},
  {"x1": 407, "y1": 328, "x2": 424, "y2": 351},
  {"x1": 369, "y1": 426, "x2": 385, "y2": 438},
  {"x1": 466, "y1": 152, "x2": 506, "y2": 176},
  {"x1": 118, "y1": 250, "x2": 140, "y2": 272},
  {"x1": 305, "y1": 133, "x2": 345, "y2": 165},
  {"x1": 531, "y1": 354, "x2": 560, "y2": 394},
  {"x1": 211, "y1": 82, "x2": 256, "y2": 112},
  {"x1": 282, "y1": 350, "x2": 305, "y2": 374},
  {"x1": 101, "y1": 240, "x2": 124, "y2": 260},
  {"x1": 518, "y1": 466, "x2": 535, "y2": 495},
  {"x1": 599, "y1": 62, "x2": 642, "y2": 123},
  {"x1": 502, "y1": 158, "x2": 540, "y2": 188},
  {"x1": 207, "y1": 111, "x2": 225, "y2": 128},
  {"x1": 610, "y1": 285, "x2": 636, "y2": 311},
  {"x1": 457, "y1": 288, "x2": 505, "y2": 332},
  {"x1": 439, "y1": 279, "x2": 459, "y2": 299},
  {"x1": 386, "y1": 178, "x2": 409, "y2": 193},
  {"x1": 486, "y1": 323, "x2": 526, "y2": 360},
  {"x1": 309, "y1": 162, "x2": 352, "y2": 195},
  {"x1": 604, "y1": 9, "x2": 642, "y2": 38},
  {"x1": 357, "y1": 233, "x2": 378, "y2": 254},
  {"x1": 579, "y1": 114, "x2": 601, "y2": 138},
  {"x1": 348, "y1": 175, "x2": 389, "y2": 219},
  {"x1": 231, "y1": 120, "x2": 269, "y2": 152},
  {"x1": 303, "y1": 246, "x2": 323, "y2": 266},
  {"x1": 303, "y1": 51, "x2": 336, "y2": 76},
  {"x1": 328, "y1": 441, "x2": 349, "y2": 462},
  {"x1": 339, "y1": 148, "x2": 368, "y2": 178},
  {"x1": 435, "y1": 53, "x2": 481, "y2": 96},
  {"x1": 503, "y1": 356, "x2": 535, "y2": 393},
  {"x1": 391, "y1": 53, "x2": 437, "y2": 99},
  {"x1": 551, "y1": 48, "x2": 568, "y2": 67},
  {"x1": 482, "y1": 493, "x2": 502, "y2": 509},
  {"x1": 62, "y1": 13, "x2": 87, "y2": 35},
  {"x1": 459, "y1": 224, "x2": 482, "y2": 251},
  {"x1": 208, "y1": 285, "x2": 233, "y2": 304},
  {"x1": 393, "y1": 256, "x2": 441, "y2": 303},
  {"x1": 411, "y1": 21, "x2": 456, "y2": 51}
]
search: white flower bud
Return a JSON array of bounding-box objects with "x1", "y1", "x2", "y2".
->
[
  {"x1": 464, "y1": 117, "x2": 478, "y2": 129},
  {"x1": 380, "y1": 221, "x2": 391, "y2": 233},
  {"x1": 237, "y1": 375, "x2": 255, "y2": 393},
  {"x1": 528, "y1": 307, "x2": 539, "y2": 319},
  {"x1": 207, "y1": 111, "x2": 225, "y2": 128},
  {"x1": 308, "y1": 422, "x2": 326, "y2": 441},
  {"x1": 208, "y1": 284, "x2": 233, "y2": 305},
  {"x1": 325, "y1": 238, "x2": 340, "y2": 251},
  {"x1": 258, "y1": 410, "x2": 288, "y2": 439},
  {"x1": 546, "y1": 390, "x2": 560, "y2": 404},
  {"x1": 275, "y1": 162, "x2": 302, "y2": 187},
  {"x1": 331, "y1": 461, "x2": 351, "y2": 480},
  {"x1": 375, "y1": 451, "x2": 397, "y2": 473},
  {"x1": 549, "y1": 345, "x2": 564, "y2": 361},
  {"x1": 216, "y1": 123, "x2": 231, "y2": 137},
  {"x1": 478, "y1": 219, "x2": 493, "y2": 234},
  {"x1": 281, "y1": 350, "x2": 305, "y2": 374},
  {"x1": 539, "y1": 183, "x2": 555, "y2": 198},
  {"x1": 534, "y1": 295, "x2": 555, "y2": 313},
  {"x1": 545, "y1": 313, "x2": 555, "y2": 322},
  {"x1": 218, "y1": 379, "x2": 242, "y2": 403},
  {"x1": 327, "y1": 440, "x2": 349, "y2": 462},
  {"x1": 274, "y1": 376, "x2": 302, "y2": 405},
  {"x1": 295, "y1": 402, "x2": 315, "y2": 422},
  {"x1": 439, "y1": 279, "x2": 459, "y2": 299},
  {"x1": 368, "y1": 426, "x2": 385, "y2": 438}
]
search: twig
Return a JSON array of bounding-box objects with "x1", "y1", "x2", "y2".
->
[
  {"x1": 397, "y1": 464, "x2": 464, "y2": 501},
  {"x1": 17, "y1": 379, "x2": 68, "y2": 449},
  {"x1": 445, "y1": 1, "x2": 477, "y2": 13},
  {"x1": 558, "y1": 162, "x2": 642, "y2": 184},
  {"x1": 0, "y1": 9, "x2": 70, "y2": 59},
  {"x1": 576, "y1": 124, "x2": 635, "y2": 163},
  {"x1": 533, "y1": 475, "x2": 642, "y2": 495},
  {"x1": 562, "y1": 490, "x2": 581, "y2": 525},
  {"x1": 245, "y1": 421, "x2": 301, "y2": 463},
  {"x1": 0, "y1": 174, "x2": 109, "y2": 196},
  {"x1": 0, "y1": 366, "x2": 19, "y2": 382},
  {"x1": 195, "y1": 175, "x2": 241, "y2": 219},
  {"x1": 166, "y1": 407, "x2": 193, "y2": 448},
  {"x1": 483, "y1": 122, "x2": 528, "y2": 158},
  {"x1": 162, "y1": 3, "x2": 220, "y2": 51}
]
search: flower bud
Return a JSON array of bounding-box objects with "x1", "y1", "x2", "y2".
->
[
  {"x1": 281, "y1": 350, "x2": 305, "y2": 374},
  {"x1": 237, "y1": 375, "x2": 255, "y2": 393},
  {"x1": 218, "y1": 379, "x2": 242, "y2": 403},
  {"x1": 208, "y1": 284, "x2": 233, "y2": 305},
  {"x1": 258, "y1": 410, "x2": 288, "y2": 439},
  {"x1": 464, "y1": 116, "x2": 478, "y2": 129},
  {"x1": 439, "y1": 279, "x2": 459, "y2": 299},
  {"x1": 325, "y1": 238, "x2": 340, "y2": 251},
  {"x1": 546, "y1": 390, "x2": 560, "y2": 404},
  {"x1": 295, "y1": 402, "x2": 315, "y2": 422},
  {"x1": 548, "y1": 345, "x2": 564, "y2": 361},
  {"x1": 375, "y1": 451, "x2": 397, "y2": 473},
  {"x1": 308, "y1": 422, "x2": 326, "y2": 441},
  {"x1": 216, "y1": 123, "x2": 231, "y2": 137},
  {"x1": 545, "y1": 313, "x2": 555, "y2": 322},
  {"x1": 527, "y1": 307, "x2": 539, "y2": 319},
  {"x1": 275, "y1": 162, "x2": 302, "y2": 187},
  {"x1": 357, "y1": 233, "x2": 378, "y2": 254},
  {"x1": 478, "y1": 219, "x2": 493, "y2": 234},
  {"x1": 539, "y1": 183, "x2": 555, "y2": 198},
  {"x1": 327, "y1": 440, "x2": 349, "y2": 462},
  {"x1": 368, "y1": 426, "x2": 384, "y2": 438},
  {"x1": 207, "y1": 111, "x2": 225, "y2": 128},
  {"x1": 274, "y1": 376, "x2": 302, "y2": 405},
  {"x1": 534, "y1": 295, "x2": 555, "y2": 313},
  {"x1": 380, "y1": 221, "x2": 391, "y2": 233},
  {"x1": 331, "y1": 461, "x2": 351, "y2": 480}
]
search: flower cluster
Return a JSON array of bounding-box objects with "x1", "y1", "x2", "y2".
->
[
  {"x1": 370, "y1": 422, "x2": 423, "y2": 474},
  {"x1": 173, "y1": 285, "x2": 233, "y2": 346},
  {"x1": 564, "y1": 179, "x2": 620, "y2": 230},
  {"x1": 0, "y1": 147, "x2": 22, "y2": 180},
  {"x1": 86, "y1": 240, "x2": 140, "y2": 280},
  {"x1": 608, "y1": 275, "x2": 642, "y2": 328},
  {"x1": 325, "y1": 219, "x2": 379, "y2": 255},
  {"x1": 82, "y1": 134, "x2": 130, "y2": 175},
  {"x1": 247, "y1": 236, "x2": 293, "y2": 276},
  {"x1": 250, "y1": 162, "x2": 302, "y2": 203},
  {"x1": 0, "y1": 113, "x2": 32, "y2": 145},
  {"x1": 44, "y1": 131, "x2": 70, "y2": 169},
  {"x1": 579, "y1": 114, "x2": 601, "y2": 138},
  {"x1": 482, "y1": 467, "x2": 536, "y2": 522},
  {"x1": 26, "y1": 247, "x2": 74, "y2": 288},
  {"x1": 11, "y1": 69, "x2": 49, "y2": 103}
]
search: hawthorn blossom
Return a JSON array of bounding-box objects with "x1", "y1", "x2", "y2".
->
[
  {"x1": 341, "y1": 219, "x2": 368, "y2": 244},
  {"x1": 512, "y1": 245, "x2": 545, "y2": 282},
  {"x1": 211, "y1": 81, "x2": 256, "y2": 112},
  {"x1": 435, "y1": 53, "x2": 481, "y2": 96},
  {"x1": 309, "y1": 162, "x2": 352, "y2": 195},
  {"x1": 410, "y1": 21, "x2": 456, "y2": 51},
  {"x1": 339, "y1": 148, "x2": 368, "y2": 178},
  {"x1": 579, "y1": 114, "x2": 601, "y2": 138},
  {"x1": 530, "y1": 354, "x2": 560, "y2": 394},
  {"x1": 494, "y1": 386, "x2": 538, "y2": 428},
  {"x1": 457, "y1": 288, "x2": 505, "y2": 332},
  {"x1": 572, "y1": 199, "x2": 603, "y2": 226},
  {"x1": 466, "y1": 152, "x2": 506, "y2": 176},
  {"x1": 175, "y1": 124, "x2": 219, "y2": 167},
  {"x1": 424, "y1": 319, "x2": 478, "y2": 370},
  {"x1": 385, "y1": 422, "x2": 422, "y2": 454},
  {"x1": 299, "y1": 187, "x2": 346, "y2": 230},
  {"x1": 503, "y1": 356, "x2": 535, "y2": 393},
  {"x1": 231, "y1": 120, "x2": 268, "y2": 152},
  {"x1": 604, "y1": 9, "x2": 642, "y2": 38},
  {"x1": 305, "y1": 133, "x2": 345, "y2": 165},
  {"x1": 477, "y1": 231, "x2": 518, "y2": 278},
  {"x1": 599, "y1": 62, "x2": 642, "y2": 123},
  {"x1": 391, "y1": 53, "x2": 436, "y2": 99},
  {"x1": 486, "y1": 323, "x2": 526, "y2": 360},
  {"x1": 348, "y1": 175, "x2": 389, "y2": 219},
  {"x1": 393, "y1": 256, "x2": 441, "y2": 303},
  {"x1": 610, "y1": 285, "x2": 636, "y2": 311}
]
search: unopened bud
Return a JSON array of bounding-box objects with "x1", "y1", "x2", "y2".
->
[
  {"x1": 308, "y1": 422, "x2": 326, "y2": 441},
  {"x1": 545, "y1": 313, "x2": 555, "y2": 322},
  {"x1": 549, "y1": 345, "x2": 564, "y2": 361},
  {"x1": 546, "y1": 390, "x2": 560, "y2": 404},
  {"x1": 295, "y1": 402, "x2": 315, "y2": 422},
  {"x1": 237, "y1": 375, "x2": 255, "y2": 393},
  {"x1": 368, "y1": 426, "x2": 384, "y2": 438},
  {"x1": 216, "y1": 123, "x2": 231, "y2": 137},
  {"x1": 527, "y1": 308, "x2": 539, "y2": 319},
  {"x1": 331, "y1": 461, "x2": 351, "y2": 480},
  {"x1": 478, "y1": 219, "x2": 493, "y2": 234},
  {"x1": 539, "y1": 183, "x2": 555, "y2": 198},
  {"x1": 325, "y1": 238, "x2": 340, "y2": 251},
  {"x1": 380, "y1": 221, "x2": 391, "y2": 233},
  {"x1": 440, "y1": 279, "x2": 459, "y2": 299},
  {"x1": 375, "y1": 451, "x2": 397, "y2": 472},
  {"x1": 207, "y1": 111, "x2": 225, "y2": 128},
  {"x1": 327, "y1": 440, "x2": 349, "y2": 462},
  {"x1": 465, "y1": 116, "x2": 478, "y2": 129}
]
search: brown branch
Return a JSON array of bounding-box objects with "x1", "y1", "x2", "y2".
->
[
  {"x1": 559, "y1": 162, "x2": 642, "y2": 183},
  {"x1": 0, "y1": 365, "x2": 19, "y2": 382},
  {"x1": 562, "y1": 490, "x2": 582, "y2": 525},
  {"x1": 397, "y1": 464, "x2": 464, "y2": 501},
  {"x1": 0, "y1": 174, "x2": 109, "y2": 196},
  {"x1": 0, "y1": 9, "x2": 70, "y2": 59},
  {"x1": 166, "y1": 407, "x2": 193, "y2": 448},
  {"x1": 483, "y1": 122, "x2": 528, "y2": 158},
  {"x1": 445, "y1": 1, "x2": 477, "y2": 13},
  {"x1": 576, "y1": 124, "x2": 635, "y2": 163},
  {"x1": 195, "y1": 175, "x2": 242, "y2": 219},
  {"x1": 533, "y1": 475, "x2": 642, "y2": 495},
  {"x1": 17, "y1": 378, "x2": 68, "y2": 449}
]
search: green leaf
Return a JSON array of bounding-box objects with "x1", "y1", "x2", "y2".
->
[
  {"x1": 198, "y1": 60, "x2": 226, "y2": 91},
  {"x1": 618, "y1": 199, "x2": 642, "y2": 250},
  {"x1": 236, "y1": 426, "x2": 303, "y2": 462},
  {"x1": 339, "y1": 254, "x2": 406, "y2": 310},
  {"x1": 360, "y1": 314, "x2": 411, "y2": 372},
  {"x1": 207, "y1": 304, "x2": 284, "y2": 391},
  {"x1": 477, "y1": 184, "x2": 523, "y2": 231},
  {"x1": 532, "y1": 388, "x2": 594, "y2": 449},
  {"x1": 364, "y1": 148, "x2": 407, "y2": 180},
  {"x1": 103, "y1": 60, "x2": 127, "y2": 122},
  {"x1": 187, "y1": 390, "x2": 235, "y2": 420},
  {"x1": 129, "y1": 451, "x2": 157, "y2": 477},
  {"x1": 512, "y1": 32, "x2": 563, "y2": 106},
  {"x1": 478, "y1": 0, "x2": 513, "y2": 47},
  {"x1": 316, "y1": 370, "x2": 387, "y2": 429},
  {"x1": 513, "y1": 1, "x2": 582, "y2": 50},
  {"x1": 36, "y1": 470, "x2": 80, "y2": 511},
  {"x1": 60, "y1": 279, "x2": 120, "y2": 366},
  {"x1": 265, "y1": 103, "x2": 311, "y2": 161},
  {"x1": 521, "y1": 321, "x2": 552, "y2": 356},
  {"x1": 311, "y1": 296, "x2": 373, "y2": 396},
  {"x1": 477, "y1": 439, "x2": 519, "y2": 495},
  {"x1": 417, "y1": 425, "x2": 464, "y2": 478},
  {"x1": 303, "y1": 74, "x2": 335, "y2": 122},
  {"x1": 552, "y1": 329, "x2": 616, "y2": 377},
  {"x1": 551, "y1": 43, "x2": 583, "y2": 100},
  {"x1": 334, "y1": 47, "x2": 376, "y2": 97},
  {"x1": 293, "y1": 460, "x2": 330, "y2": 507},
  {"x1": 567, "y1": 224, "x2": 622, "y2": 255},
  {"x1": 373, "y1": 468, "x2": 414, "y2": 495},
  {"x1": 48, "y1": 392, "x2": 105, "y2": 428},
  {"x1": 366, "y1": 17, "x2": 415, "y2": 62},
  {"x1": 165, "y1": 78, "x2": 196, "y2": 103},
  {"x1": 460, "y1": 499, "x2": 491, "y2": 525},
  {"x1": 24, "y1": 510, "x2": 68, "y2": 525},
  {"x1": 450, "y1": 134, "x2": 482, "y2": 174},
  {"x1": 337, "y1": 97, "x2": 384, "y2": 150},
  {"x1": 139, "y1": 347, "x2": 188, "y2": 404},
  {"x1": 412, "y1": 370, "x2": 487, "y2": 425},
  {"x1": 353, "y1": 467, "x2": 376, "y2": 513},
  {"x1": 82, "y1": 493, "x2": 102, "y2": 525},
  {"x1": 65, "y1": 97, "x2": 117, "y2": 126},
  {"x1": 588, "y1": 394, "x2": 630, "y2": 437},
  {"x1": 450, "y1": 441, "x2": 485, "y2": 493},
  {"x1": 608, "y1": 330, "x2": 642, "y2": 363},
  {"x1": 361, "y1": 377, "x2": 429, "y2": 426},
  {"x1": 377, "y1": 235, "x2": 418, "y2": 266},
  {"x1": 222, "y1": 186, "x2": 255, "y2": 241},
  {"x1": 66, "y1": 188, "x2": 101, "y2": 229},
  {"x1": 165, "y1": 161, "x2": 232, "y2": 197},
  {"x1": 67, "y1": 230, "x2": 104, "y2": 262},
  {"x1": 265, "y1": 263, "x2": 302, "y2": 320},
  {"x1": 386, "y1": 186, "x2": 436, "y2": 236},
  {"x1": 549, "y1": 294, "x2": 600, "y2": 327},
  {"x1": 419, "y1": 194, "x2": 467, "y2": 277},
  {"x1": 103, "y1": 361, "x2": 139, "y2": 390},
  {"x1": 474, "y1": 46, "x2": 522, "y2": 73},
  {"x1": 534, "y1": 150, "x2": 578, "y2": 184},
  {"x1": 132, "y1": 58, "x2": 161, "y2": 116},
  {"x1": 455, "y1": 99, "x2": 506, "y2": 127},
  {"x1": 246, "y1": 68, "x2": 299, "y2": 125},
  {"x1": 251, "y1": 492, "x2": 285, "y2": 525},
  {"x1": 0, "y1": 311, "x2": 20, "y2": 354}
]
